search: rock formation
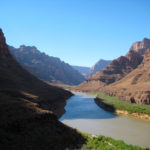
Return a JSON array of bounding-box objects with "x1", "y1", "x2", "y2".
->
[
  {"x1": 102, "y1": 48, "x2": 150, "y2": 104},
  {"x1": 9, "y1": 45, "x2": 85, "y2": 85},
  {"x1": 73, "y1": 38, "x2": 150, "y2": 104},
  {"x1": 88, "y1": 50, "x2": 143, "y2": 85},
  {"x1": 0, "y1": 28, "x2": 84, "y2": 149},
  {"x1": 87, "y1": 59, "x2": 111, "y2": 78},
  {"x1": 75, "y1": 51, "x2": 143, "y2": 92},
  {"x1": 72, "y1": 59, "x2": 111, "y2": 78},
  {"x1": 72, "y1": 65, "x2": 90, "y2": 78},
  {"x1": 129, "y1": 38, "x2": 150, "y2": 55}
]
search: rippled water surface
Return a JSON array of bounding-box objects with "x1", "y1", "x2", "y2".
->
[{"x1": 59, "y1": 92, "x2": 150, "y2": 148}]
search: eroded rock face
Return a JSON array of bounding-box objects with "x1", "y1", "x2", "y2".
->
[
  {"x1": 87, "y1": 59, "x2": 111, "y2": 78},
  {"x1": 143, "y1": 48, "x2": 150, "y2": 63},
  {"x1": 126, "y1": 50, "x2": 143, "y2": 68},
  {"x1": 102, "y1": 48, "x2": 150, "y2": 104},
  {"x1": 129, "y1": 38, "x2": 150, "y2": 55},
  {"x1": 9, "y1": 45, "x2": 85, "y2": 85},
  {"x1": 87, "y1": 50, "x2": 143, "y2": 85},
  {"x1": 87, "y1": 38, "x2": 150, "y2": 86},
  {"x1": 73, "y1": 38, "x2": 150, "y2": 104}
]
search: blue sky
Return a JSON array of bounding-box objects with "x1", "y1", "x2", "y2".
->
[{"x1": 0, "y1": 0, "x2": 150, "y2": 67}]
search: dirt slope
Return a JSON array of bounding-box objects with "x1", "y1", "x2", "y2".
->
[{"x1": 0, "y1": 28, "x2": 84, "y2": 150}]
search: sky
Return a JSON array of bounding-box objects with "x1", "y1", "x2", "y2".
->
[{"x1": 0, "y1": 0, "x2": 150, "y2": 67}]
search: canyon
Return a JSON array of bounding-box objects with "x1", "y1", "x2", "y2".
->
[
  {"x1": 1, "y1": 28, "x2": 150, "y2": 149},
  {"x1": 73, "y1": 38, "x2": 150, "y2": 104},
  {"x1": 0, "y1": 29, "x2": 84, "y2": 150},
  {"x1": 9, "y1": 45, "x2": 85, "y2": 85},
  {"x1": 72, "y1": 59, "x2": 111, "y2": 78}
]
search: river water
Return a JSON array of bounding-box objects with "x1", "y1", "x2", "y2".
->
[{"x1": 59, "y1": 92, "x2": 150, "y2": 148}]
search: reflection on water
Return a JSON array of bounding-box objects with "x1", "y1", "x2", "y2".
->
[
  {"x1": 59, "y1": 92, "x2": 150, "y2": 148},
  {"x1": 60, "y1": 92, "x2": 116, "y2": 121}
]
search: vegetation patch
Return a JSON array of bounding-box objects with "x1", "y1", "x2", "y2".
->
[
  {"x1": 75, "y1": 133, "x2": 149, "y2": 150},
  {"x1": 92, "y1": 91, "x2": 150, "y2": 116}
]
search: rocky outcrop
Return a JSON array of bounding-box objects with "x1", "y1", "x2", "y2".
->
[
  {"x1": 72, "y1": 65, "x2": 90, "y2": 78},
  {"x1": 88, "y1": 50, "x2": 143, "y2": 85},
  {"x1": 72, "y1": 59, "x2": 111, "y2": 79},
  {"x1": 9, "y1": 45, "x2": 85, "y2": 85},
  {"x1": 129, "y1": 38, "x2": 150, "y2": 55},
  {"x1": 73, "y1": 38, "x2": 150, "y2": 104},
  {"x1": 0, "y1": 28, "x2": 84, "y2": 149},
  {"x1": 74, "y1": 50, "x2": 143, "y2": 92},
  {"x1": 102, "y1": 48, "x2": 150, "y2": 104},
  {"x1": 87, "y1": 59, "x2": 111, "y2": 78},
  {"x1": 143, "y1": 48, "x2": 150, "y2": 63},
  {"x1": 86, "y1": 38, "x2": 150, "y2": 86}
]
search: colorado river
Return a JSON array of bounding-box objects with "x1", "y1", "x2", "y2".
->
[{"x1": 59, "y1": 92, "x2": 150, "y2": 148}]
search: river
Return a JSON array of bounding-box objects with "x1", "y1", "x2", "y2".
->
[{"x1": 59, "y1": 92, "x2": 150, "y2": 148}]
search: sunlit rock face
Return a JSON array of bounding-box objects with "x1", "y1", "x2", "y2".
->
[
  {"x1": 73, "y1": 38, "x2": 150, "y2": 104},
  {"x1": 129, "y1": 38, "x2": 150, "y2": 55},
  {"x1": 86, "y1": 59, "x2": 111, "y2": 78},
  {"x1": 102, "y1": 48, "x2": 150, "y2": 104}
]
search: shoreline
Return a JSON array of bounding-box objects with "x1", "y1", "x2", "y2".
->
[
  {"x1": 59, "y1": 93, "x2": 148, "y2": 149},
  {"x1": 94, "y1": 97, "x2": 150, "y2": 120},
  {"x1": 58, "y1": 87, "x2": 150, "y2": 120},
  {"x1": 69, "y1": 89, "x2": 150, "y2": 120},
  {"x1": 115, "y1": 109, "x2": 150, "y2": 120}
]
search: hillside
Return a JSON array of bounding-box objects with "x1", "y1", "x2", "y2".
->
[
  {"x1": 73, "y1": 38, "x2": 150, "y2": 104},
  {"x1": 72, "y1": 65, "x2": 90, "y2": 78},
  {"x1": 73, "y1": 51, "x2": 143, "y2": 92},
  {"x1": 87, "y1": 50, "x2": 143, "y2": 85},
  {"x1": 9, "y1": 45, "x2": 85, "y2": 85},
  {"x1": 0, "y1": 29, "x2": 84, "y2": 149},
  {"x1": 72, "y1": 60, "x2": 111, "y2": 78},
  {"x1": 87, "y1": 59, "x2": 111, "y2": 78},
  {"x1": 102, "y1": 48, "x2": 150, "y2": 104}
]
